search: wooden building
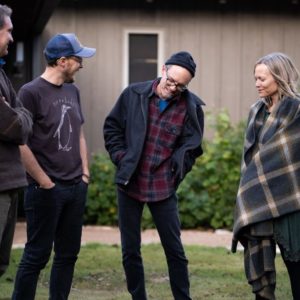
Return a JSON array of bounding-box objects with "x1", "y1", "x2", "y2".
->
[
  {"x1": 9, "y1": 0, "x2": 300, "y2": 154},
  {"x1": 3, "y1": 0, "x2": 60, "y2": 90}
]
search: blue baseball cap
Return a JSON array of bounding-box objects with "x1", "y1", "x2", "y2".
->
[{"x1": 44, "y1": 33, "x2": 96, "y2": 61}]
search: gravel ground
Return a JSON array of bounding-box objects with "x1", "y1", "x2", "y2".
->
[{"x1": 13, "y1": 222, "x2": 235, "y2": 249}]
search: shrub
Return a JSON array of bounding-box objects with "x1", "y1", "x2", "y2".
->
[
  {"x1": 177, "y1": 110, "x2": 245, "y2": 229},
  {"x1": 84, "y1": 153, "x2": 118, "y2": 225},
  {"x1": 84, "y1": 153, "x2": 154, "y2": 229},
  {"x1": 85, "y1": 110, "x2": 246, "y2": 230}
]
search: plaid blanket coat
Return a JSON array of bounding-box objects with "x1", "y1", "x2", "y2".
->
[{"x1": 232, "y1": 97, "x2": 300, "y2": 299}]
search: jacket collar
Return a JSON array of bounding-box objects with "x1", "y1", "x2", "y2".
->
[{"x1": 131, "y1": 80, "x2": 155, "y2": 98}]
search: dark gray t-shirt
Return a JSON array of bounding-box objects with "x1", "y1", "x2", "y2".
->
[{"x1": 19, "y1": 76, "x2": 84, "y2": 182}]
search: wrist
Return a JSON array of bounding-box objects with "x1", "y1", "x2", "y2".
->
[
  {"x1": 82, "y1": 173, "x2": 90, "y2": 180},
  {"x1": 40, "y1": 180, "x2": 55, "y2": 189}
]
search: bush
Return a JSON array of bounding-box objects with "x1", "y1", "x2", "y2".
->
[
  {"x1": 84, "y1": 153, "x2": 156, "y2": 229},
  {"x1": 84, "y1": 154, "x2": 118, "y2": 225},
  {"x1": 84, "y1": 110, "x2": 246, "y2": 230},
  {"x1": 177, "y1": 110, "x2": 245, "y2": 229}
]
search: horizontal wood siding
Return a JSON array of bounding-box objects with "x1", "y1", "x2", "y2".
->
[{"x1": 42, "y1": 8, "x2": 300, "y2": 154}]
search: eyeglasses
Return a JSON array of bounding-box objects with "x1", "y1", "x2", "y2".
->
[{"x1": 165, "y1": 67, "x2": 189, "y2": 92}]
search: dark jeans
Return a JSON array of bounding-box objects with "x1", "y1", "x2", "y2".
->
[
  {"x1": 0, "y1": 191, "x2": 18, "y2": 277},
  {"x1": 278, "y1": 244, "x2": 300, "y2": 300},
  {"x1": 282, "y1": 259, "x2": 300, "y2": 300},
  {"x1": 118, "y1": 190, "x2": 191, "y2": 300},
  {"x1": 12, "y1": 180, "x2": 87, "y2": 300}
]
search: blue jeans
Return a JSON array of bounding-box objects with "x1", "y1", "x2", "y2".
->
[
  {"x1": 118, "y1": 190, "x2": 192, "y2": 300},
  {"x1": 12, "y1": 180, "x2": 87, "y2": 300},
  {"x1": 0, "y1": 190, "x2": 18, "y2": 277}
]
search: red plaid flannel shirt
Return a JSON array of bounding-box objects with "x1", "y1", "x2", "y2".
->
[{"x1": 125, "y1": 89, "x2": 187, "y2": 202}]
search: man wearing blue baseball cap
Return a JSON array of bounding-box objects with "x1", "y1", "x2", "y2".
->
[{"x1": 12, "y1": 33, "x2": 96, "y2": 300}]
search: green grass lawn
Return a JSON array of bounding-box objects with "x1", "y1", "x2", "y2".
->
[{"x1": 0, "y1": 243, "x2": 291, "y2": 300}]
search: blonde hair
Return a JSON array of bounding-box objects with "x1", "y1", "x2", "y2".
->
[{"x1": 255, "y1": 52, "x2": 300, "y2": 102}]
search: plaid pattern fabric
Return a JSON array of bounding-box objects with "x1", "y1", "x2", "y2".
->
[
  {"x1": 243, "y1": 237, "x2": 276, "y2": 299},
  {"x1": 232, "y1": 97, "x2": 300, "y2": 298},
  {"x1": 125, "y1": 94, "x2": 187, "y2": 202}
]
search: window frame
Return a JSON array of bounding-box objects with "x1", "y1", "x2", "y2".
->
[{"x1": 123, "y1": 29, "x2": 164, "y2": 88}]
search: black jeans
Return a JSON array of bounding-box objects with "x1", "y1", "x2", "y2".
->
[
  {"x1": 278, "y1": 244, "x2": 300, "y2": 300},
  {"x1": 283, "y1": 259, "x2": 300, "y2": 300},
  {"x1": 118, "y1": 190, "x2": 191, "y2": 300},
  {"x1": 12, "y1": 180, "x2": 87, "y2": 300}
]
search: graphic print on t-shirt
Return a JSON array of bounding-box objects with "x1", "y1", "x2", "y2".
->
[{"x1": 53, "y1": 104, "x2": 73, "y2": 151}]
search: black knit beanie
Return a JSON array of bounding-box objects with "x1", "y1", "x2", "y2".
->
[{"x1": 165, "y1": 51, "x2": 196, "y2": 77}]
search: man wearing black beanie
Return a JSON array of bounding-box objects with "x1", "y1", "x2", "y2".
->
[
  {"x1": 165, "y1": 51, "x2": 196, "y2": 77},
  {"x1": 104, "y1": 51, "x2": 205, "y2": 300}
]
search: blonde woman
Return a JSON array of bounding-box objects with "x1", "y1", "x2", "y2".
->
[{"x1": 232, "y1": 52, "x2": 300, "y2": 300}]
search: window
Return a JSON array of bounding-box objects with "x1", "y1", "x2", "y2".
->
[
  {"x1": 124, "y1": 30, "x2": 163, "y2": 86},
  {"x1": 129, "y1": 34, "x2": 157, "y2": 83}
]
